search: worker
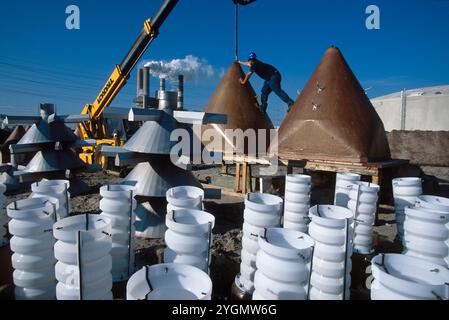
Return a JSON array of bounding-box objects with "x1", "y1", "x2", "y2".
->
[{"x1": 238, "y1": 52, "x2": 295, "y2": 113}]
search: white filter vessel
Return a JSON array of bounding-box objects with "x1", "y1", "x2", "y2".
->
[
  {"x1": 404, "y1": 206, "x2": 449, "y2": 267},
  {"x1": 347, "y1": 182, "x2": 380, "y2": 254},
  {"x1": 417, "y1": 195, "x2": 449, "y2": 212},
  {"x1": 31, "y1": 180, "x2": 70, "y2": 221},
  {"x1": 236, "y1": 193, "x2": 283, "y2": 294},
  {"x1": 308, "y1": 205, "x2": 354, "y2": 300},
  {"x1": 392, "y1": 178, "x2": 423, "y2": 242},
  {"x1": 0, "y1": 183, "x2": 7, "y2": 246},
  {"x1": 253, "y1": 228, "x2": 315, "y2": 300},
  {"x1": 7, "y1": 198, "x2": 58, "y2": 300},
  {"x1": 53, "y1": 214, "x2": 113, "y2": 300},
  {"x1": 283, "y1": 174, "x2": 312, "y2": 233},
  {"x1": 334, "y1": 173, "x2": 361, "y2": 207},
  {"x1": 371, "y1": 254, "x2": 449, "y2": 300},
  {"x1": 127, "y1": 263, "x2": 212, "y2": 300},
  {"x1": 164, "y1": 209, "x2": 215, "y2": 273},
  {"x1": 100, "y1": 185, "x2": 137, "y2": 282},
  {"x1": 166, "y1": 186, "x2": 204, "y2": 212}
]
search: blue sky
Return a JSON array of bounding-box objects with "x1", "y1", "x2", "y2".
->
[{"x1": 0, "y1": 0, "x2": 448, "y2": 125}]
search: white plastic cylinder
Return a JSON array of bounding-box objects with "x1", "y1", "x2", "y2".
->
[
  {"x1": 31, "y1": 180, "x2": 71, "y2": 221},
  {"x1": 100, "y1": 185, "x2": 137, "y2": 282},
  {"x1": 308, "y1": 205, "x2": 354, "y2": 300},
  {"x1": 253, "y1": 228, "x2": 314, "y2": 300},
  {"x1": 392, "y1": 178, "x2": 423, "y2": 242},
  {"x1": 334, "y1": 173, "x2": 361, "y2": 207},
  {"x1": 417, "y1": 195, "x2": 449, "y2": 212},
  {"x1": 53, "y1": 214, "x2": 113, "y2": 300},
  {"x1": 283, "y1": 175, "x2": 312, "y2": 233},
  {"x1": 347, "y1": 182, "x2": 380, "y2": 254},
  {"x1": 127, "y1": 263, "x2": 212, "y2": 300},
  {"x1": 236, "y1": 193, "x2": 283, "y2": 294},
  {"x1": 371, "y1": 254, "x2": 449, "y2": 300},
  {"x1": 166, "y1": 186, "x2": 204, "y2": 212},
  {"x1": 164, "y1": 209, "x2": 215, "y2": 273},
  {"x1": 0, "y1": 183, "x2": 7, "y2": 246},
  {"x1": 7, "y1": 198, "x2": 58, "y2": 300},
  {"x1": 404, "y1": 206, "x2": 449, "y2": 267}
]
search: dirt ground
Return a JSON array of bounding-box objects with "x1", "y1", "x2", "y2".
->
[{"x1": 3, "y1": 166, "x2": 449, "y2": 300}]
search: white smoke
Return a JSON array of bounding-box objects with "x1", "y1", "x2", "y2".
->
[{"x1": 143, "y1": 55, "x2": 219, "y2": 83}]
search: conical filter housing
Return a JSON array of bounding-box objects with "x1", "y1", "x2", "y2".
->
[
  {"x1": 202, "y1": 62, "x2": 274, "y2": 154},
  {"x1": 21, "y1": 150, "x2": 86, "y2": 173},
  {"x1": 275, "y1": 47, "x2": 391, "y2": 163},
  {"x1": 18, "y1": 119, "x2": 77, "y2": 145},
  {"x1": 123, "y1": 111, "x2": 178, "y2": 155},
  {"x1": 2, "y1": 126, "x2": 26, "y2": 147},
  {"x1": 121, "y1": 155, "x2": 202, "y2": 198}
]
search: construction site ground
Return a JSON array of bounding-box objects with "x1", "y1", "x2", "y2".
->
[{"x1": 3, "y1": 167, "x2": 449, "y2": 300}]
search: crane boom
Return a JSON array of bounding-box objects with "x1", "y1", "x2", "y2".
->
[{"x1": 78, "y1": 0, "x2": 179, "y2": 141}]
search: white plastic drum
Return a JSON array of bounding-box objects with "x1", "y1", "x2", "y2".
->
[
  {"x1": 127, "y1": 263, "x2": 212, "y2": 300},
  {"x1": 404, "y1": 206, "x2": 449, "y2": 267},
  {"x1": 53, "y1": 214, "x2": 113, "y2": 300},
  {"x1": 31, "y1": 180, "x2": 70, "y2": 221},
  {"x1": 100, "y1": 185, "x2": 137, "y2": 282},
  {"x1": 253, "y1": 228, "x2": 314, "y2": 300},
  {"x1": 334, "y1": 173, "x2": 361, "y2": 207},
  {"x1": 308, "y1": 205, "x2": 354, "y2": 300},
  {"x1": 236, "y1": 193, "x2": 283, "y2": 294},
  {"x1": 371, "y1": 254, "x2": 449, "y2": 300},
  {"x1": 392, "y1": 178, "x2": 423, "y2": 242},
  {"x1": 0, "y1": 183, "x2": 7, "y2": 246},
  {"x1": 166, "y1": 186, "x2": 204, "y2": 212},
  {"x1": 347, "y1": 182, "x2": 380, "y2": 254},
  {"x1": 283, "y1": 175, "x2": 312, "y2": 233},
  {"x1": 164, "y1": 209, "x2": 215, "y2": 273},
  {"x1": 7, "y1": 198, "x2": 57, "y2": 300}
]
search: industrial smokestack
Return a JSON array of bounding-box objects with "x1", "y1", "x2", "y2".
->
[
  {"x1": 158, "y1": 78, "x2": 166, "y2": 99},
  {"x1": 177, "y1": 75, "x2": 184, "y2": 110},
  {"x1": 137, "y1": 68, "x2": 143, "y2": 96},
  {"x1": 143, "y1": 66, "x2": 150, "y2": 109}
]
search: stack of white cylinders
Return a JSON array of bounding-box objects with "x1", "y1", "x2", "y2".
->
[
  {"x1": 392, "y1": 178, "x2": 423, "y2": 242},
  {"x1": 7, "y1": 198, "x2": 57, "y2": 300},
  {"x1": 404, "y1": 206, "x2": 449, "y2": 267},
  {"x1": 347, "y1": 182, "x2": 380, "y2": 254},
  {"x1": 308, "y1": 205, "x2": 354, "y2": 300},
  {"x1": 127, "y1": 263, "x2": 213, "y2": 300},
  {"x1": 31, "y1": 180, "x2": 71, "y2": 221},
  {"x1": 237, "y1": 193, "x2": 283, "y2": 294},
  {"x1": 100, "y1": 185, "x2": 137, "y2": 282},
  {"x1": 334, "y1": 173, "x2": 361, "y2": 207},
  {"x1": 253, "y1": 228, "x2": 315, "y2": 300},
  {"x1": 164, "y1": 209, "x2": 215, "y2": 273},
  {"x1": 371, "y1": 254, "x2": 449, "y2": 300},
  {"x1": 53, "y1": 214, "x2": 113, "y2": 300},
  {"x1": 166, "y1": 186, "x2": 204, "y2": 212},
  {"x1": 283, "y1": 175, "x2": 312, "y2": 233},
  {"x1": 0, "y1": 184, "x2": 7, "y2": 246}
]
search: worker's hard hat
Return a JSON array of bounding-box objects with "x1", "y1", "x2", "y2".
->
[{"x1": 248, "y1": 52, "x2": 257, "y2": 60}]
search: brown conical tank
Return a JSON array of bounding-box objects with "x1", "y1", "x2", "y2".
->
[
  {"x1": 275, "y1": 47, "x2": 391, "y2": 163},
  {"x1": 202, "y1": 62, "x2": 274, "y2": 155}
]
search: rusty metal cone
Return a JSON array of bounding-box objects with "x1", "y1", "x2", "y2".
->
[
  {"x1": 274, "y1": 47, "x2": 391, "y2": 163},
  {"x1": 202, "y1": 62, "x2": 274, "y2": 154}
]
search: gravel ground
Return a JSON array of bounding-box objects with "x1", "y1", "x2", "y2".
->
[{"x1": 3, "y1": 167, "x2": 448, "y2": 300}]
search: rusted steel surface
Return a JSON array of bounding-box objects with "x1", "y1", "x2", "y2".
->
[
  {"x1": 275, "y1": 47, "x2": 391, "y2": 163},
  {"x1": 202, "y1": 62, "x2": 274, "y2": 154},
  {"x1": 2, "y1": 126, "x2": 26, "y2": 147}
]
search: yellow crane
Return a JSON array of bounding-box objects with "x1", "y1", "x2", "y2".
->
[{"x1": 77, "y1": 0, "x2": 179, "y2": 166}]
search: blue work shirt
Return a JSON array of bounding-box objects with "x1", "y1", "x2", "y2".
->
[{"x1": 250, "y1": 60, "x2": 279, "y2": 81}]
